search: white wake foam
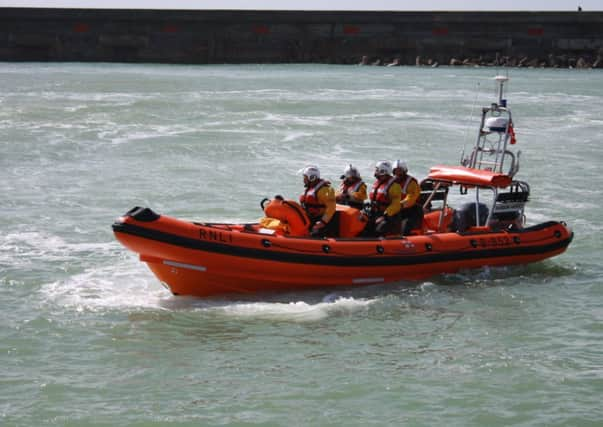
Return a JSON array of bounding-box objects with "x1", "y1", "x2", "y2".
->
[
  {"x1": 39, "y1": 253, "x2": 170, "y2": 312},
  {"x1": 207, "y1": 296, "x2": 376, "y2": 322}
]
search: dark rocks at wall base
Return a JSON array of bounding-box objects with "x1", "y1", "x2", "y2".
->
[{"x1": 1, "y1": 8, "x2": 602, "y2": 68}]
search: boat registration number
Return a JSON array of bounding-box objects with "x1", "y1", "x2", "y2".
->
[{"x1": 474, "y1": 236, "x2": 513, "y2": 248}]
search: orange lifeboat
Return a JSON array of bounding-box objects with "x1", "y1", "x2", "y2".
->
[
  {"x1": 112, "y1": 76, "x2": 573, "y2": 298},
  {"x1": 113, "y1": 201, "x2": 572, "y2": 297}
]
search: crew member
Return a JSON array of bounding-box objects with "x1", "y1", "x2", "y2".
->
[
  {"x1": 299, "y1": 165, "x2": 337, "y2": 237},
  {"x1": 393, "y1": 159, "x2": 423, "y2": 235},
  {"x1": 336, "y1": 164, "x2": 367, "y2": 210},
  {"x1": 368, "y1": 160, "x2": 402, "y2": 237}
]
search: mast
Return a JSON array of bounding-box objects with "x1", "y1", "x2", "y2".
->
[{"x1": 461, "y1": 75, "x2": 519, "y2": 178}]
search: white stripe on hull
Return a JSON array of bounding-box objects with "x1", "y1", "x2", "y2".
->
[{"x1": 163, "y1": 260, "x2": 207, "y2": 272}]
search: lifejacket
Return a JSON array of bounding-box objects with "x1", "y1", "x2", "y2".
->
[
  {"x1": 300, "y1": 179, "x2": 330, "y2": 219},
  {"x1": 339, "y1": 179, "x2": 365, "y2": 209},
  {"x1": 397, "y1": 175, "x2": 419, "y2": 208},
  {"x1": 370, "y1": 176, "x2": 396, "y2": 212}
]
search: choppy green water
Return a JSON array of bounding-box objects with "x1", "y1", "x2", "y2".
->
[{"x1": 1, "y1": 63, "x2": 602, "y2": 426}]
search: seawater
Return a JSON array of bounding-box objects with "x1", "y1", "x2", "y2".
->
[{"x1": 1, "y1": 63, "x2": 602, "y2": 426}]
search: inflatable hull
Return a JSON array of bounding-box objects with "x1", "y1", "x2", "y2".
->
[{"x1": 112, "y1": 208, "x2": 573, "y2": 297}]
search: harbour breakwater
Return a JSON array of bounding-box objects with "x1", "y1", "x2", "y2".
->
[{"x1": 1, "y1": 8, "x2": 602, "y2": 67}]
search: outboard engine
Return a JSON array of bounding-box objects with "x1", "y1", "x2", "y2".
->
[{"x1": 452, "y1": 202, "x2": 489, "y2": 232}]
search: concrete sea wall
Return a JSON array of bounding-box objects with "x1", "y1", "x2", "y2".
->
[{"x1": 1, "y1": 8, "x2": 602, "y2": 67}]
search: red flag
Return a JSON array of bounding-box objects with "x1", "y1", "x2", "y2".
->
[{"x1": 509, "y1": 123, "x2": 517, "y2": 145}]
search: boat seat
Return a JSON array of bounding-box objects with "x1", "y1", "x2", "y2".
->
[
  {"x1": 422, "y1": 207, "x2": 455, "y2": 233},
  {"x1": 336, "y1": 205, "x2": 367, "y2": 238}
]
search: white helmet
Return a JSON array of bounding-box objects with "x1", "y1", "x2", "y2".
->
[
  {"x1": 301, "y1": 165, "x2": 320, "y2": 182},
  {"x1": 393, "y1": 159, "x2": 408, "y2": 173},
  {"x1": 340, "y1": 164, "x2": 360, "y2": 180},
  {"x1": 374, "y1": 160, "x2": 392, "y2": 176}
]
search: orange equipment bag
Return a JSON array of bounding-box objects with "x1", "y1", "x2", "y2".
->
[{"x1": 262, "y1": 198, "x2": 311, "y2": 237}]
